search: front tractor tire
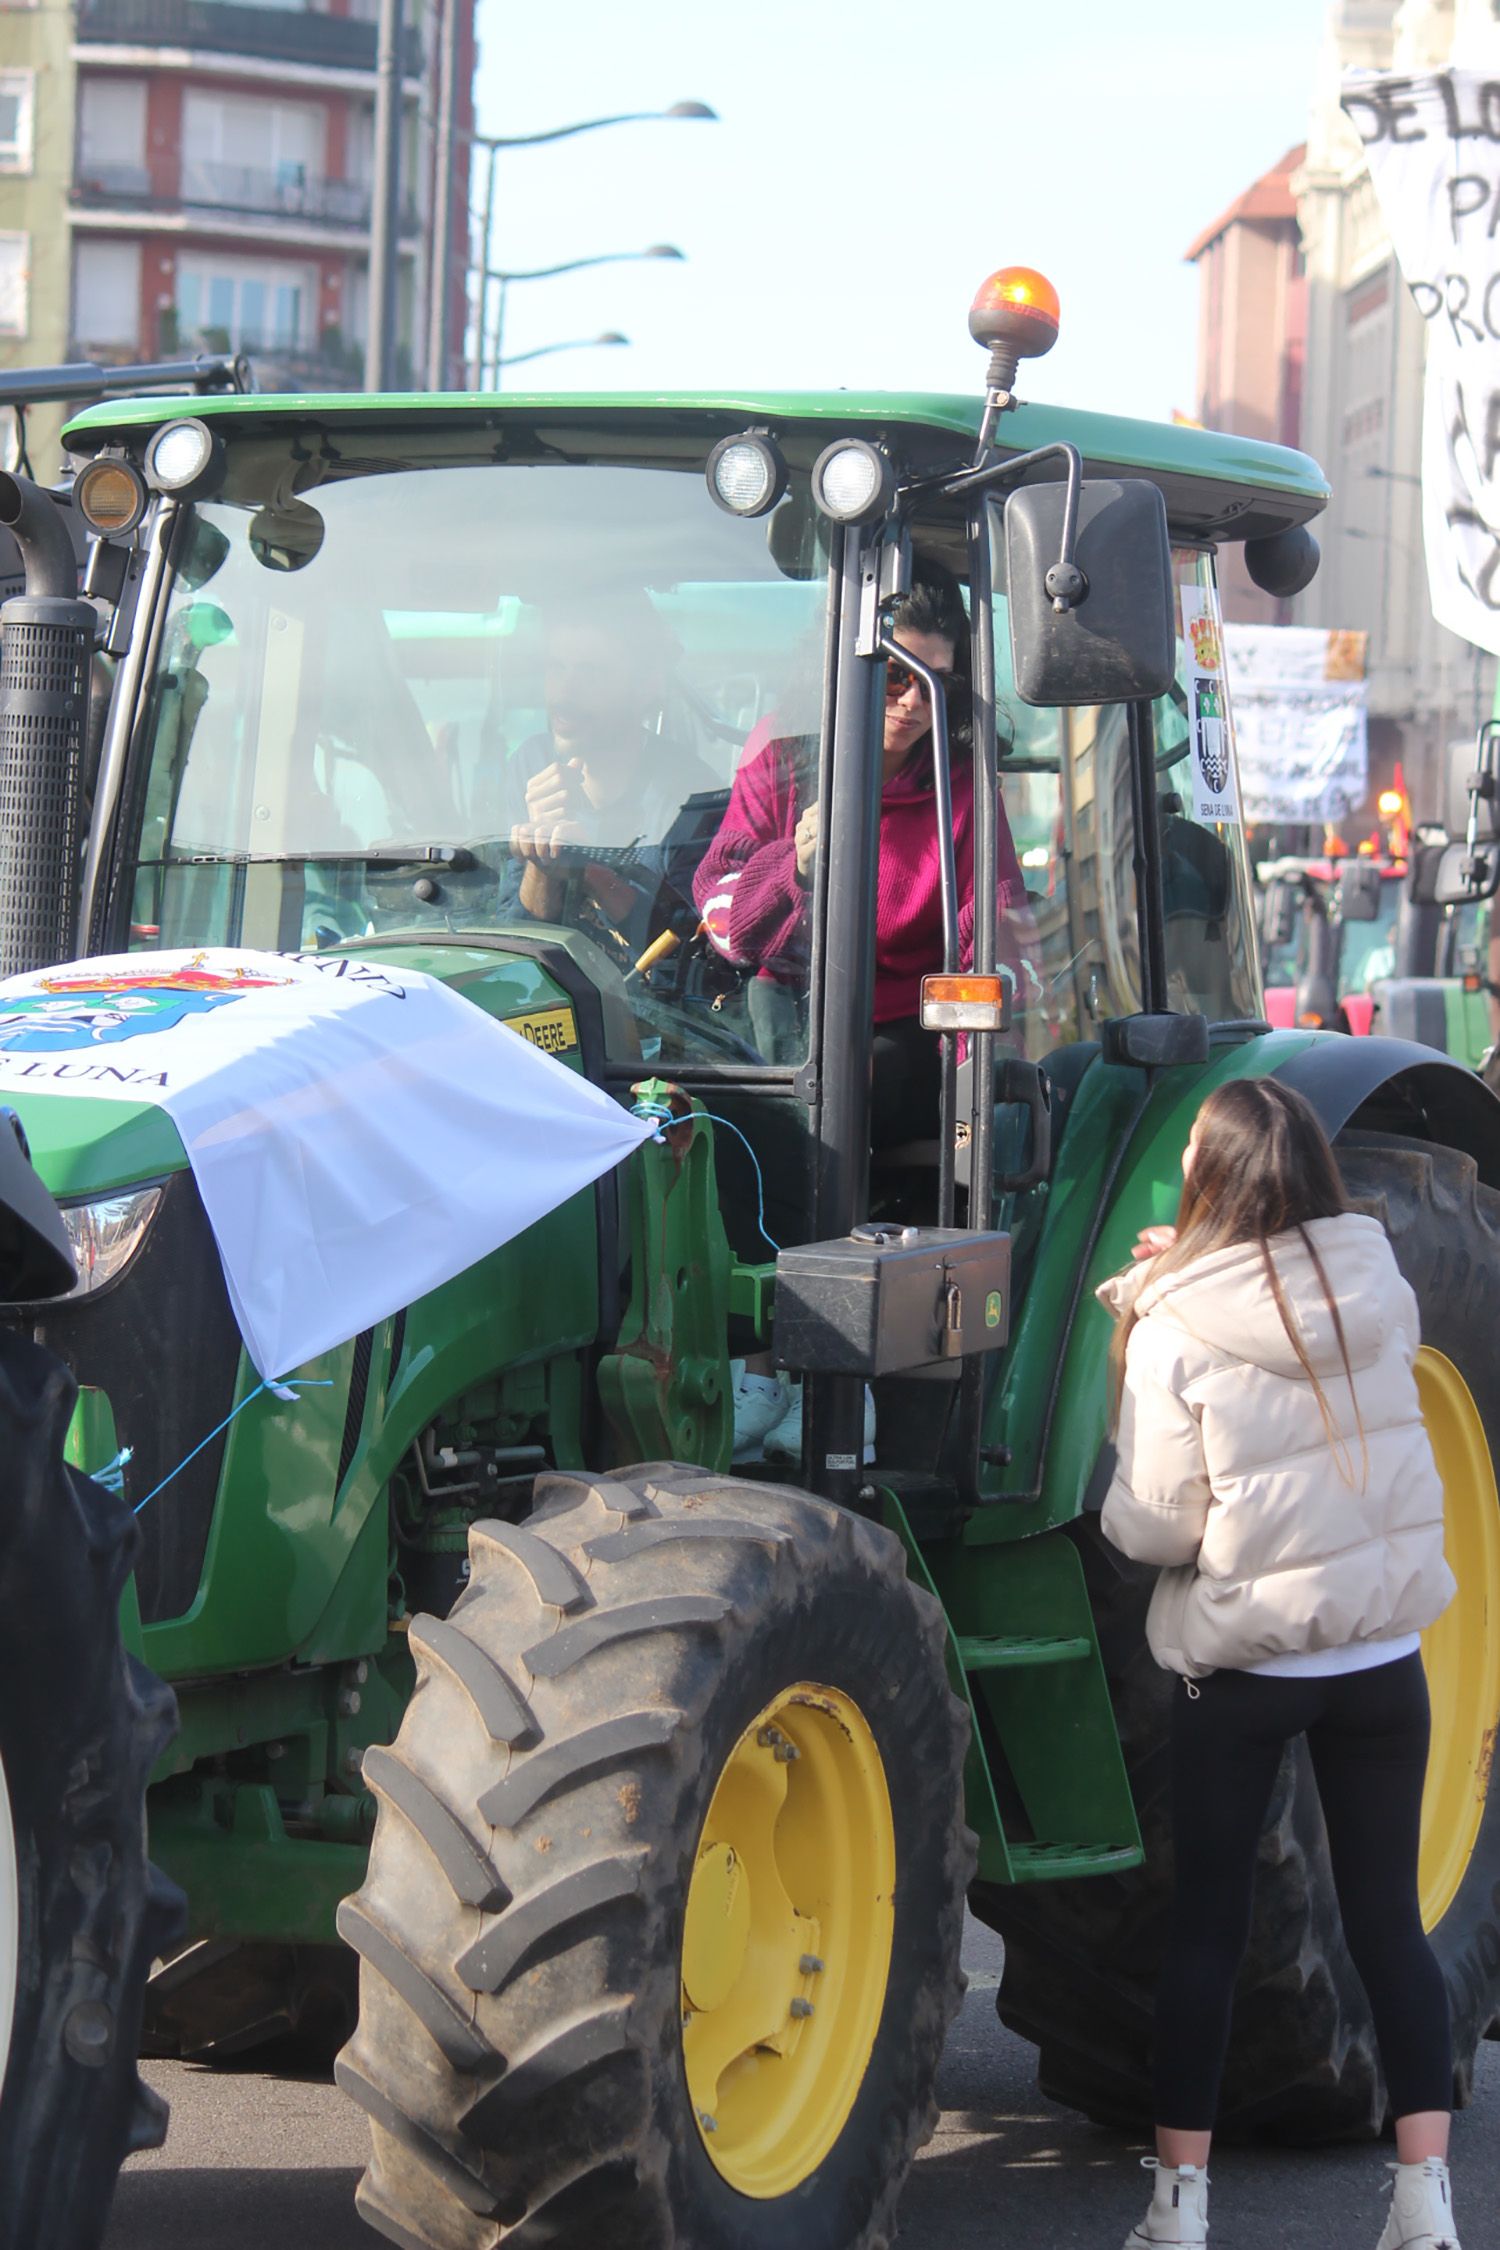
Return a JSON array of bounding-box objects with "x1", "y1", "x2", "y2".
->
[
  {"x1": 337, "y1": 1464, "x2": 971, "y2": 2250},
  {"x1": 0, "y1": 1331, "x2": 183, "y2": 2249},
  {"x1": 979, "y1": 1129, "x2": 1500, "y2": 2141}
]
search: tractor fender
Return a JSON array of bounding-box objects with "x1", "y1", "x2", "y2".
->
[{"x1": 1265, "y1": 1032, "x2": 1500, "y2": 1191}]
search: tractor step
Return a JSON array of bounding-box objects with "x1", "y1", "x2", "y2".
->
[
  {"x1": 956, "y1": 1632, "x2": 1092, "y2": 1671},
  {"x1": 1007, "y1": 1841, "x2": 1142, "y2": 1882}
]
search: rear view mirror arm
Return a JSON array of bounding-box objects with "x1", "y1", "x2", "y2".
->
[{"x1": 909, "y1": 441, "x2": 1087, "y2": 615}]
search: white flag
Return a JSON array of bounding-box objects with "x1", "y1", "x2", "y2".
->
[
  {"x1": 0, "y1": 950, "x2": 654, "y2": 1381},
  {"x1": 1345, "y1": 68, "x2": 1500, "y2": 655}
]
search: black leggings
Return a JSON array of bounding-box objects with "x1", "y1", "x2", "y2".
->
[{"x1": 1155, "y1": 1653, "x2": 1452, "y2": 2129}]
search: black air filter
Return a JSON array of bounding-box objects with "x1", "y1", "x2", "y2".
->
[{"x1": 0, "y1": 593, "x2": 94, "y2": 976}]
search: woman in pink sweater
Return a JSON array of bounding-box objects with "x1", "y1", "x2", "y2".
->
[{"x1": 694, "y1": 560, "x2": 1028, "y2": 1143}]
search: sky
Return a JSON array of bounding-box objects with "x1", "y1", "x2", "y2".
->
[{"x1": 469, "y1": 0, "x2": 1329, "y2": 426}]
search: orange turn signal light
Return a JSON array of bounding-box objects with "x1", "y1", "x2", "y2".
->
[
  {"x1": 1464, "y1": 972, "x2": 1482, "y2": 992},
  {"x1": 920, "y1": 972, "x2": 1011, "y2": 1033}
]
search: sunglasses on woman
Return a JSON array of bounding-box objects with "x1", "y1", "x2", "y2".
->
[{"x1": 884, "y1": 665, "x2": 956, "y2": 703}]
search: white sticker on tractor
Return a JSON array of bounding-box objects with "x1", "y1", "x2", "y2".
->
[{"x1": 1180, "y1": 585, "x2": 1241, "y2": 828}]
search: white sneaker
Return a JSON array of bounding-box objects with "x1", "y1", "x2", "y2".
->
[
  {"x1": 1377, "y1": 2159, "x2": 1461, "y2": 2250},
  {"x1": 730, "y1": 1361, "x2": 791, "y2": 1464},
  {"x1": 762, "y1": 1380, "x2": 876, "y2": 1467},
  {"x1": 1125, "y1": 2158, "x2": 1209, "y2": 2247}
]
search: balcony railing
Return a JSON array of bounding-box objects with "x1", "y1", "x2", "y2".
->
[
  {"x1": 72, "y1": 160, "x2": 418, "y2": 235},
  {"x1": 180, "y1": 159, "x2": 372, "y2": 226},
  {"x1": 76, "y1": 0, "x2": 423, "y2": 77}
]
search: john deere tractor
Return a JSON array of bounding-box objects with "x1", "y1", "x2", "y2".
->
[{"x1": 3, "y1": 270, "x2": 1500, "y2": 2250}]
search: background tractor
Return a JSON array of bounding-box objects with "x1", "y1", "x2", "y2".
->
[{"x1": 1, "y1": 271, "x2": 1500, "y2": 2249}]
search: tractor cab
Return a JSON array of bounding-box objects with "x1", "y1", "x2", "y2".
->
[{"x1": 36, "y1": 269, "x2": 1321, "y2": 1511}]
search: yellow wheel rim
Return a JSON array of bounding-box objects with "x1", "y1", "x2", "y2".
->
[
  {"x1": 680, "y1": 1682, "x2": 895, "y2": 2199},
  {"x1": 1417, "y1": 1347, "x2": 1500, "y2": 1929}
]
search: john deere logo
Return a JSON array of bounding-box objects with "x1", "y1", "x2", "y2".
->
[{"x1": 985, "y1": 1290, "x2": 1003, "y2": 1328}]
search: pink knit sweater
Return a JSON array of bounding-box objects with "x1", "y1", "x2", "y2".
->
[{"x1": 693, "y1": 736, "x2": 1027, "y2": 1023}]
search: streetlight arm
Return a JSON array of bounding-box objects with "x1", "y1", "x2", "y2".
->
[
  {"x1": 463, "y1": 105, "x2": 715, "y2": 150},
  {"x1": 484, "y1": 248, "x2": 684, "y2": 286},
  {"x1": 497, "y1": 334, "x2": 630, "y2": 368}
]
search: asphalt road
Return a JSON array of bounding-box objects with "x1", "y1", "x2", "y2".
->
[{"x1": 108, "y1": 1919, "x2": 1500, "y2": 2250}]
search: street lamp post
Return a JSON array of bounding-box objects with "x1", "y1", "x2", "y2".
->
[
  {"x1": 465, "y1": 103, "x2": 714, "y2": 389},
  {"x1": 481, "y1": 246, "x2": 682, "y2": 389},
  {"x1": 497, "y1": 332, "x2": 630, "y2": 373}
]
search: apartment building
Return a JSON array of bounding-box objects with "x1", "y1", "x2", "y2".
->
[
  {"x1": 0, "y1": 0, "x2": 475, "y2": 468},
  {"x1": 1184, "y1": 146, "x2": 1308, "y2": 626}
]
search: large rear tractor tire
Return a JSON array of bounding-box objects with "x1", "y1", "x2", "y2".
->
[
  {"x1": 0, "y1": 1329, "x2": 183, "y2": 2247},
  {"x1": 337, "y1": 1462, "x2": 972, "y2": 2249},
  {"x1": 975, "y1": 1129, "x2": 1500, "y2": 2140}
]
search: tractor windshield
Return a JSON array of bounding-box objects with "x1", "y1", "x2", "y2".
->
[{"x1": 124, "y1": 450, "x2": 829, "y2": 1069}]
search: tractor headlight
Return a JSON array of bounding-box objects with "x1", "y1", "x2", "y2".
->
[
  {"x1": 811, "y1": 439, "x2": 896, "y2": 526},
  {"x1": 144, "y1": 418, "x2": 219, "y2": 495},
  {"x1": 706, "y1": 432, "x2": 788, "y2": 518},
  {"x1": 61, "y1": 1185, "x2": 162, "y2": 1297}
]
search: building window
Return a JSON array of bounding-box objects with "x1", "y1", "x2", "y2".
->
[
  {"x1": 77, "y1": 78, "x2": 149, "y2": 199},
  {"x1": 182, "y1": 90, "x2": 324, "y2": 215},
  {"x1": 0, "y1": 233, "x2": 28, "y2": 336},
  {"x1": 177, "y1": 253, "x2": 316, "y2": 353},
  {"x1": 73, "y1": 238, "x2": 142, "y2": 353},
  {"x1": 0, "y1": 72, "x2": 35, "y2": 176}
]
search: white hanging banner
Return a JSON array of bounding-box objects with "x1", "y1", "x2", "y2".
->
[
  {"x1": 1180, "y1": 584, "x2": 1241, "y2": 825},
  {"x1": 1345, "y1": 67, "x2": 1500, "y2": 656},
  {"x1": 0, "y1": 950, "x2": 653, "y2": 1381},
  {"x1": 1222, "y1": 624, "x2": 1369, "y2": 823}
]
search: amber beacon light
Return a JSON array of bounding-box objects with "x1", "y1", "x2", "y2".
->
[{"x1": 969, "y1": 266, "x2": 1061, "y2": 437}]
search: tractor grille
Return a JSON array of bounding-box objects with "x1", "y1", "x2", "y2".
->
[{"x1": 31, "y1": 1170, "x2": 243, "y2": 1622}]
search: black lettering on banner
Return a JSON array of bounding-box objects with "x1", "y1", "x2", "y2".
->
[
  {"x1": 1436, "y1": 76, "x2": 1500, "y2": 140},
  {"x1": 1345, "y1": 80, "x2": 1427, "y2": 144},
  {"x1": 1412, "y1": 279, "x2": 1444, "y2": 320},
  {"x1": 1447, "y1": 505, "x2": 1500, "y2": 609},
  {"x1": 1447, "y1": 272, "x2": 1487, "y2": 345},
  {"x1": 1449, "y1": 173, "x2": 1491, "y2": 239},
  {"x1": 1484, "y1": 392, "x2": 1500, "y2": 482}
]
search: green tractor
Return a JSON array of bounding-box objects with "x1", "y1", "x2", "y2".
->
[{"x1": 3, "y1": 269, "x2": 1500, "y2": 2250}]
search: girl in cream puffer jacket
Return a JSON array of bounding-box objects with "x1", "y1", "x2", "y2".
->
[{"x1": 1099, "y1": 1077, "x2": 1458, "y2": 2250}]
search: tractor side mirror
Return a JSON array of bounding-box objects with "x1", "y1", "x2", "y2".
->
[
  {"x1": 1336, "y1": 860, "x2": 1382, "y2": 922},
  {"x1": 1261, "y1": 878, "x2": 1298, "y2": 949},
  {"x1": 1431, "y1": 839, "x2": 1500, "y2": 907},
  {"x1": 1407, "y1": 839, "x2": 1450, "y2": 905},
  {"x1": 1003, "y1": 479, "x2": 1176, "y2": 709}
]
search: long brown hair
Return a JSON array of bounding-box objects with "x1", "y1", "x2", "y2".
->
[{"x1": 1109, "y1": 1078, "x2": 1368, "y2": 1483}]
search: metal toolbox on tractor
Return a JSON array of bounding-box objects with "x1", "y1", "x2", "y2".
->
[{"x1": 773, "y1": 1224, "x2": 1011, "y2": 1378}]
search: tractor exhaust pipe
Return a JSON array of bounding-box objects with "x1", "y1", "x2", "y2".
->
[
  {"x1": 0, "y1": 472, "x2": 94, "y2": 975},
  {"x1": 0, "y1": 471, "x2": 81, "y2": 601}
]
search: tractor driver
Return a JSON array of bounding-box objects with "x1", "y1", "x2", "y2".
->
[
  {"x1": 694, "y1": 557, "x2": 1034, "y2": 1134},
  {"x1": 497, "y1": 590, "x2": 723, "y2": 968}
]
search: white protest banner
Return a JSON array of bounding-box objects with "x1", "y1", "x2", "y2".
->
[
  {"x1": 1344, "y1": 67, "x2": 1500, "y2": 655},
  {"x1": 1222, "y1": 624, "x2": 1369, "y2": 824},
  {"x1": 0, "y1": 950, "x2": 654, "y2": 1381},
  {"x1": 1179, "y1": 584, "x2": 1241, "y2": 825}
]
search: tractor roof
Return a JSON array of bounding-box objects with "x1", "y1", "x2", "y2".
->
[{"x1": 62, "y1": 388, "x2": 1329, "y2": 545}]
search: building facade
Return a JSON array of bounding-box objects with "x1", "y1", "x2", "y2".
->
[
  {"x1": 1293, "y1": 0, "x2": 1500, "y2": 827},
  {"x1": 0, "y1": 0, "x2": 475, "y2": 468},
  {"x1": 1184, "y1": 146, "x2": 1308, "y2": 626}
]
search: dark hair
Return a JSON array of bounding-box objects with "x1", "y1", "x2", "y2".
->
[
  {"x1": 891, "y1": 555, "x2": 973, "y2": 757},
  {"x1": 1109, "y1": 1078, "x2": 1368, "y2": 1483}
]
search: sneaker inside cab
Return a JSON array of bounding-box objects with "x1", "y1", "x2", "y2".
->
[{"x1": 730, "y1": 1361, "x2": 791, "y2": 1464}]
